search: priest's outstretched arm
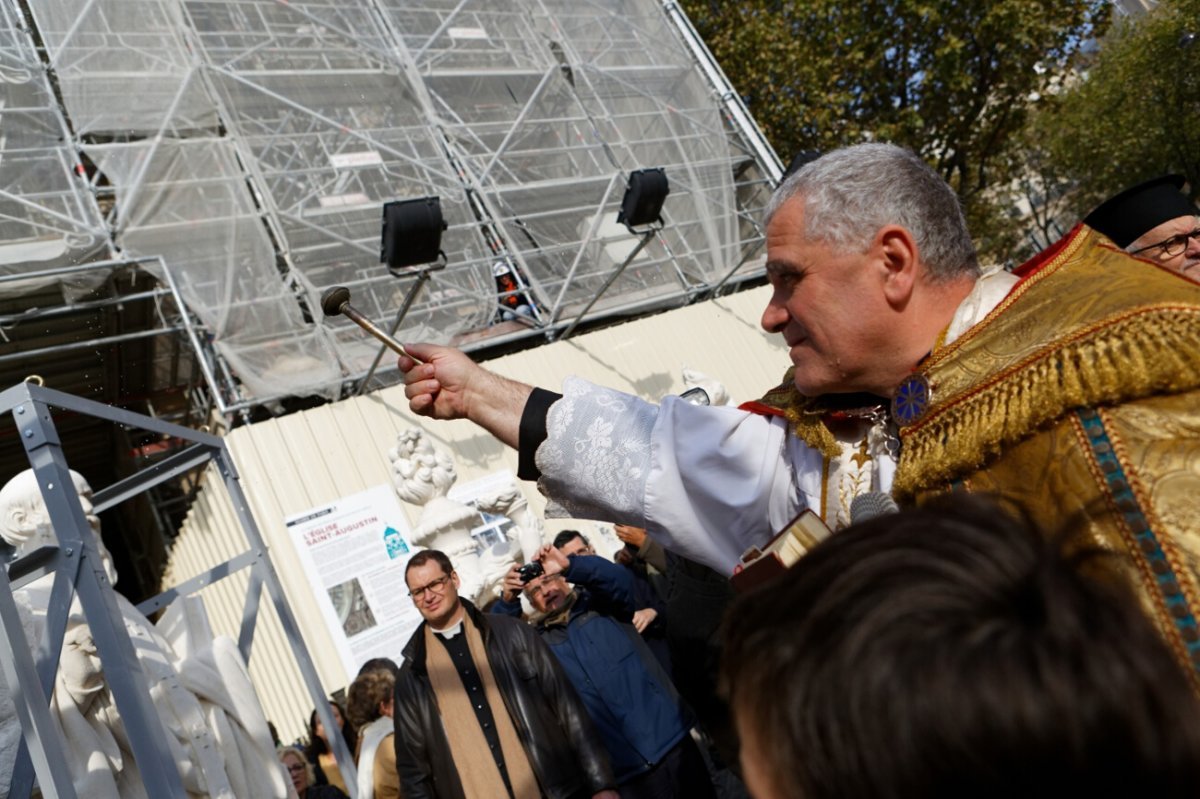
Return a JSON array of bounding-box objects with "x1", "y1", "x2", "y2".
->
[{"x1": 399, "y1": 343, "x2": 812, "y2": 574}]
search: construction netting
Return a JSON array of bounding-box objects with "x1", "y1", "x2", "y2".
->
[{"x1": 2, "y1": 0, "x2": 780, "y2": 407}]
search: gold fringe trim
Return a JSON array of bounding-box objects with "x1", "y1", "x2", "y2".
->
[
  {"x1": 752, "y1": 366, "x2": 843, "y2": 459},
  {"x1": 894, "y1": 308, "x2": 1200, "y2": 501},
  {"x1": 782, "y1": 401, "x2": 843, "y2": 459}
]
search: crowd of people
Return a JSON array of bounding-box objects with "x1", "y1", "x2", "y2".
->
[{"x1": 274, "y1": 143, "x2": 1199, "y2": 798}]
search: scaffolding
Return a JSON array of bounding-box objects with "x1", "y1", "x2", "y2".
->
[{"x1": 3, "y1": 0, "x2": 781, "y2": 415}]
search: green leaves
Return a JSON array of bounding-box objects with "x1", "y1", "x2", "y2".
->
[
  {"x1": 1030, "y1": 0, "x2": 1199, "y2": 221},
  {"x1": 680, "y1": 0, "x2": 1112, "y2": 263}
]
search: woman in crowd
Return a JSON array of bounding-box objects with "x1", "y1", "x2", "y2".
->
[
  {"x1": 346, "y1": 668, "x2": 401, "y2": 799},
  {"x1": 305, "y1": 699, "x2": 357, "y2": 793},
  {"x1": 279, "y1": 746, "x2": 348, "y2": 799}
]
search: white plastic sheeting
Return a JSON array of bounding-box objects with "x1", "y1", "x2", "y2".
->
[
  {"x1": 88, "y1": 139, "x2": 344, "y2": 400},
  {"x1": 8, "y1": 0, "x2": 778, "y2": 406},
  {"x1": 0, "y1": 0, "x2": 108, "y2": 294}
]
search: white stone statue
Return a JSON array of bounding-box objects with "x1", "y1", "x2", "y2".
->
[
  {"x1": 389, "y1": 429, "x2": 486, "y2": 601},
  {"x1": 473, "y1": 484, "x2": 546, "y2": 601},
  {"x1": 389, "y1": 429, "x2": 546, "y2": 604},
  {"x1": 0, "y1": 469, "x2": 286, "y2": 799}
]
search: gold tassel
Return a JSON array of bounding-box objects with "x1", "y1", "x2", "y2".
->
[
  {"x1": 782, "y1": 404, "x2": 842, "y2": 459},
  {"x1": 749, "y1": 367, "x2": 843, "y2": 459}
]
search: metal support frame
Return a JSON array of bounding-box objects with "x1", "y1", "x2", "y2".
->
[
  {"x1": 9, "y1": 0, "x2": 782, "y2": 420},
  {"x1": 660, "y1": 1, "x2": 785, "y2": 185},
  {"x1": 559, "y1": 227, "x2": 659, "y2": 342},
  {"x1": 354, "y1": 264, "x2": 438, "y2": 396},
  {"x1": 0, "y1": 381, "x2": 359, "y2": 798}
]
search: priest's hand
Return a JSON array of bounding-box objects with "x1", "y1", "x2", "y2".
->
[{"x1": 400, "y1": 342, "x2": 533, "y2": 448}]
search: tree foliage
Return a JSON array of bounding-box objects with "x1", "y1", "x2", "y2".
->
[
  {"x1": 680, "y1": 0, "x2": 1110, "y2": 260},
  {"x1": 1029, "y1": 0, "x2": 1200, "y2": 218}
]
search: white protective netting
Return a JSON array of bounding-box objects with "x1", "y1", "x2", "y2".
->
[
  {"x1": 10, "y1": 0, "x2": 778, "y2": 405},
  {"x1": 0, "y1": 0, "x2": 108, "y2": 296}
]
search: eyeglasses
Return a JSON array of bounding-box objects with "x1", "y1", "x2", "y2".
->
[
  {"x1": 408, "y1": 574, "x2": 451, "y2": 600},
  {"x1": 1129, "y1": 226, "x2": 1200, "y2": 258},
  {"x1": 286, "y1": 763, "x2": 306, "y2": 775}
]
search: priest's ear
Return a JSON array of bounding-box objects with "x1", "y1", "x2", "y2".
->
[{"x1": 874, "y1": 224, "x2": 919, "y2": 306}]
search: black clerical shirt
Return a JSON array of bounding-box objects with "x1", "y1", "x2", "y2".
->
[{"x1": 433, "y1": 624, "x2": 516, "y2": 799}]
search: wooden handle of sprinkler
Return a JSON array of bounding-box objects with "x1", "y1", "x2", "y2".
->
[{"x1": 320, "y1": 285, "x2": 420, "y2": 362}]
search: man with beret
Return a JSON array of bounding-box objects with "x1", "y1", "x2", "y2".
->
[{"x1": 1085, "y1": 174, "x2": 1200, "y2": 281}]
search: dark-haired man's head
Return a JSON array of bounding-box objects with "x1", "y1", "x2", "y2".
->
[
  {"x1": 405, "y1": 549, "x2": 462, "y2": 629},
  {"x1": 721, "y1": 495, "x2": 1200, "y2": 799},
  {"x1": 553, "y1": 529, "x2": 594, "y2": 557}
]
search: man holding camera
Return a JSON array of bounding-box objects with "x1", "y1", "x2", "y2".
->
[{"x1": 494, "y1": 545, "x2": 715, "y2": 799}]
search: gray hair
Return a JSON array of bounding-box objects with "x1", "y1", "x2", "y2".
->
[
  {"x1": 765, "y1": 143, "x2": 980, "y2": 281},
  {"x1": 1125, "y1": 214, "x2": 1200, "y2": 254}
]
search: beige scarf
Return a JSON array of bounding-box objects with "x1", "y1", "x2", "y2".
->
[{"x1": 424, "y1": 615, "x2": 541, "y2": 799}]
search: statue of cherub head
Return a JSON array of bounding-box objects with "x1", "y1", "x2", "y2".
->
[
  {"x1": 0, "y1": 469, "x2": 117, "y2": 584},
  {"x1": 388, "y1": 428, "x2": 457, "y2": 507}
]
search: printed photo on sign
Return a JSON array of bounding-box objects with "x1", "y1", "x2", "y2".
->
[{"x1": 328, "y1": 577, "x2": 376, "y2": 637}]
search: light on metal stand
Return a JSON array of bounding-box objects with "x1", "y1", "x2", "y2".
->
[
  {"x1": 560, "y1": 168, "x2": 669, "y2": 341},
  {"x1": 350, "y1": 196, "x2": 447, "y2": 395}
]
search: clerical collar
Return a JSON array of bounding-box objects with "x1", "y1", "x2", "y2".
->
[{"x1": 433, "y1": 620, "x2": 463, "y2": 639}]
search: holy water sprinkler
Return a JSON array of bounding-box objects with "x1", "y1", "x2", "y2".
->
[{"x1": 320, "y1": 286, "x2": 419, "y2": 362}]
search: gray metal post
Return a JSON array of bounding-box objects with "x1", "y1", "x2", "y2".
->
[
  {"x1": 17, "y1": 395, "x2": 189, "y2": 799},
  {"x1": 210, "y1": 449, "x2": 360, "y2": 797},
  {"x1": 355, "y1": 268, "x2": 434, "y2": 396},
  {"x1": 559, "y1": 229, "x2": 657, "y2": 341},
  {"x1": 0, "y1": 380, "x2": 362, "y2": 798},
  {"x1": 0, "y1": 564, "x2": 79, "y2": 799}
]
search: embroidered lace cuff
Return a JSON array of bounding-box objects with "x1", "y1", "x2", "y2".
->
[{"x1": 535, "y1": 377, "x2": 656, "y2": 523}]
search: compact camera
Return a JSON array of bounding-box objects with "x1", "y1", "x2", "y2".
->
[{"x1": 517, "y1": 561, "x2": 545, "y2": 584}]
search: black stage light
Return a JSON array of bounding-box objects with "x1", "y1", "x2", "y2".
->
[
  {"x1": 616, "y1": 168, "x2": 669, "y2": 229},
  {"x1": 381, "y1": 197, "x2": 447, "y2": 271}
]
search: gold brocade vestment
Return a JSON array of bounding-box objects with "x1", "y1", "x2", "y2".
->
[{"x1": 764, "y1": 226, "x2": 1200, "y2": 685}]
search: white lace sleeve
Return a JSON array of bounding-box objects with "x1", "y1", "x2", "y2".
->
[
  {"x1": 536, "y1": 377, "x2": 811, "y2": 574},
  {"x1": 536, "y1": 377, "x2": 656, "y2": 523}
]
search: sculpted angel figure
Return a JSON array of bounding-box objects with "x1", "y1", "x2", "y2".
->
[
  {"x1": 388, "y1": 428, "x2": 486, "y2": 601},
  {"x1": 389, "y1": 429, "x2": 552, "y2": 604}
]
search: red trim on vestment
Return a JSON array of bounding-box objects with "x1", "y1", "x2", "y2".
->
[
  {"x1": 738, "y1": 400, "x2": 787, "y2": 418},
  {"x1": 1012, "y1": 223, "x2": 1083, "y2": 279}
]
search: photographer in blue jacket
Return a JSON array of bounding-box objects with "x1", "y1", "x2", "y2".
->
[{"x1": 493, "y1": 544, "x2": 716, "y2": 799}]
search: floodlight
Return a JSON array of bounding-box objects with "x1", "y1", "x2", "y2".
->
[
  {"x1": 381, "y1": 197, "x2": 447, "y2": 271},
  {"x1": 616, "y1": 168, "x2": 669, "y2": 229}
]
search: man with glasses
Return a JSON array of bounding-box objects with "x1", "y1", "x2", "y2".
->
[
  {"x1": 394, "y1": 550, "x2": 617, "y2": 799},
  {"x1": 1085, "y1": 174, "x2": 1200, "y2": 281}
]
